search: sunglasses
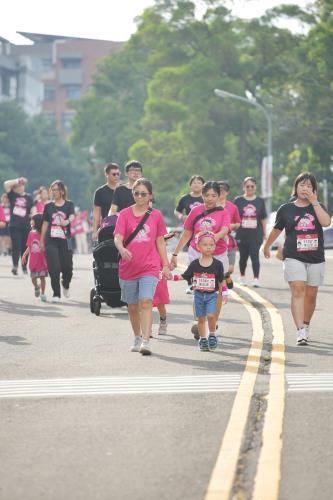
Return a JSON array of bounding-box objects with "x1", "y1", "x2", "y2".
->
[
  {"x1": 133, "y1": 191, "x2": 149, "y2": 197},
  {"x1": 110, "y1": 172, "x2": 120, "y2": 176}
]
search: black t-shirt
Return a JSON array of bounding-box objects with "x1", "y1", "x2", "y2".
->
[
  {"x1": 175, "y1": 193, "x2": 204, "y2": 216},
  {"x1": 112, "y1": 185, "x2": 134, "y2": 212},
  {"x1": 182, "y1": 258, "x2": 224, "y2": 293},
  {"x1": 8, "y1": 190, "x2": 33, "y2": 228},
  {"x1": 234, "y1": 196, "x2": 267, "y2": 243},
  {"x1": 93, "y1": 184, "x2": 115, "y2": 220},
  {"x1": 274, "y1": 202, "x2": 327, "y2": 263},
  {"x1": 42, "y1": 200, "x2": 75, "y2": 241}
]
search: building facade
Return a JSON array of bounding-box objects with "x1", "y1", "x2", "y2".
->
[{"x1": 0, "y1": 32, "x2": 123, "y2": 132}]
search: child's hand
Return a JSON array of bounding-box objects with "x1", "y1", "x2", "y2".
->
[{"x1": 21, "y1": 255, "x2": 26, "y2": 265}]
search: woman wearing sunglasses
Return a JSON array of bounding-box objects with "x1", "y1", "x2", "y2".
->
[
  {"x1": 234, "y1": 177, "x2": 267, "y2": 287},
  {"x1": 114, "y1": 178, "x2": 171, "y2": 355}
]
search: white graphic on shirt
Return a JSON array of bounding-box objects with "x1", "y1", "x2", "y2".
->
[
  {"x1": 13, "y1": 197, "x2": 27, "y2": 217},
  {"x1": 198, "y1": 217, "x2": 217, "y2": 231},
  {"x1": 189, "y1": 201, "x2": 202, "y2": 210},
  {"x1": 50, "y1": 211, "x2": 67, "y2": 239},
  {"x1": 294, "y1": 213, "x2": 316, "y2": 231},
  {"x1": 31, "y1": 239, "x2": 41, "y2": 253},
  {"x1": 241, "y1": 203, "x2": 257, "y2": 229},
  {"x1": 134, "y1": 223, "x2": 151, "y2": 243}
]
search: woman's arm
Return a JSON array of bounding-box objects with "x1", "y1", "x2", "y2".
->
[
  {"x1": 114, "y1": 234, "x2": 132, "y2": 261},
  {"x1": 170, "y1": 228, "x2": 193, "y2": 269},
  {"x1": 263, "y1": 228, "x2": 282, "y2": 258},
  {"x1": 214, "y1": 226, "x2": 229, "y2": 241},
  {"x1": 40, "y1": 221, "x2": 48, "y2": 251},
  {"x1": 261, "y1": 218, "x2": 268, "y2": 239},
  {"x1": 156, "y1": 236, "x2": 171, "y2": 279}
]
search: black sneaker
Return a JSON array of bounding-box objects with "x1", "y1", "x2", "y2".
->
[{"x1": 11, "y1": 267, "x2": 18, "y2": 276}]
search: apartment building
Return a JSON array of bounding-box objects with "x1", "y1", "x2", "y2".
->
[{"x1": 0, "y1": 32, "x2": 123, "y2": 132}]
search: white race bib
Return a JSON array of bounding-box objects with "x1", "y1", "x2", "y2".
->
[
  {"x1": 297, "y1": 234, "x2": 318, "y2": 252},
  {"x1": 193, "y1": 273, "x2": 215, "y2": 292},
  {"x1": 13, "y1": 206, "x2": 27, "y2": 217},
  {"x1": 241, "y1": 218, "x2": 257, "y2": 229},
  {"x1": 51, "y1": 226, "x2": 66, "y2": 239}
]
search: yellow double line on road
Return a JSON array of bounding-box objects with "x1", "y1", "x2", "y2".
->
[{"x1": 204, "y1": 285, "x2": 286, "y2": 500}]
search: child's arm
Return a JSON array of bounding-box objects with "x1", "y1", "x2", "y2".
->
[
  {"x1": 172, "y1": 274, "x2": 184, "y2": 281},
  {"x1": 21, "y1": 247, "x2": 30, "y2": 266}
]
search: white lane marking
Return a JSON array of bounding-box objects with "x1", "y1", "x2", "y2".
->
[
  {"x1": 0, "y1": 374, "x2": 241, "y2": 399},
  {"x1": 287, "y1": 373, "x2": 333, "y2": 392}
]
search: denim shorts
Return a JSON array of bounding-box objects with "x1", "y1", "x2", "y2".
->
[
  {"x1": 119, "y1": 276, "x2": 158, "y2": 304},
  {"x1": 194, "y1": 290, "x2": 218, "y2": 317}
]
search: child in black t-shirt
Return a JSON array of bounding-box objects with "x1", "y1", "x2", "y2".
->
[{"x1": 173, "y1": 232, "x2": 224, "y2": 351}]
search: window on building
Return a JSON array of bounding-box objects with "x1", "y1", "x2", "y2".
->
[
  {"x1": 61, "y1": 111, "x2": 76, "y2": 132},
  {"x1": 66, "y1": 85, "x2": 81, "y2": 100},
  {"x1": 44, "y1": 85, "x2": 56, "y2": 101},
  {"x1": 62, "y1": 58, "x2": 81, "y2": 69}
]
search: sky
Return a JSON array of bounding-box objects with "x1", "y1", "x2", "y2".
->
[{"x1": 2, "y1": 0, "x2": 311, "y2": 45}]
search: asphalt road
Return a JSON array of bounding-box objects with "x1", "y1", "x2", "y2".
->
[{"x1": 1, "y1": 249, "x2": 333, "y2": 500}]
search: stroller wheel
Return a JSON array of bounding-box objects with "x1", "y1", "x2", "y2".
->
[
  {"x1": 90, "y1": 288, "x2": 95, "y2": 313},
  {"x1": 93, "y1": 299, "x2": 101, "y2": 316}
]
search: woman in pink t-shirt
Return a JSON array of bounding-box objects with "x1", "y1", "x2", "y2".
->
[
  {"x1": 22, "y1": 213, "x2": 48, "y2": 301},
  {"x1": 114, "y1": 178, "x2": 171, "y2": 356}
]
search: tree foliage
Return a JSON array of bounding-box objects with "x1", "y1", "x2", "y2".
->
[{"x1": 70, "y1": 0, "x2": 333, "y2": 216}]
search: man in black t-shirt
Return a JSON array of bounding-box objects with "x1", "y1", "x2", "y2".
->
[
  {"x1": 92, "y1": 163, "x2": 120, "y2": 241},
  {"x1": 109, "y1": 160, "x2": 143, "y2": 215},
  {"x1": 174, "y1": 175, "x2": 204, "y2": 223}
]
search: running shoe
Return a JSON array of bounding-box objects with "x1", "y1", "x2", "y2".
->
[
  {"x1": 11, "y1": 267, "x2": 18, "y2": 276},
  {"x1": 158, "y1": 320, "x2": 167, "y2": 335},
  {"x1": 296, "y1": 328, "x2": 308, "y2": 346},
  {"x1": 239, "y1": 276, "x2": 246, "y2": 286},
  {"x1": 252, "y1": 278, "x2": 261, "y2": 288},
  {"x1": 40, "y1": 294, "x2": 47, "y2": 302},
  {"x1": 303, "y1": 324, "x2": 310, "y2": 342},
  {"x1": 130, "y1": 336, "x2": 142, "y2": 352},
  {"x1": 198, "y1": 337, "x2": 209, "y2": 351},
  {"x1": 34, "y1": 286, "x2": 40, "y2": 298},
  {"x1": 191, "y1": 323, "x2": 200, "y2": 340},
  {"x1": 225, "y1": 276, "x2": 234, "y2": 289},
  {"x1": 208, "y1": 335, "x2": 218, "y2": 351},
  {"x1": 62, "y1": 285, "x2": 70, "y2": 298},
  {"x1": 52, "y1": 296, "x2": 60, "y2": 303},
  {"x1": 140, "y1": 340, "x2": 152, "y2": 355}
]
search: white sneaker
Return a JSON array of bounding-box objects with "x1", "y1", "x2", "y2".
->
[
  {"x1": 130, "y1": 336, "x2": 142, "y2": 352},
  {"x1": 303, "y1": 324, "x2": 310, "y2": 341},
  {"x1": 158, "y1": 320, "x2": 167, "y2": 335},
  {"x1": 239, "y1": 276, "x2": 246, "y2": 286},
  {"x1": 139, "y1": 340, "x2": 152, "y2": 355},
  {"x1": 296, "y1": 328, "x2": 308, "y2": 346},
  {"x1": 40, "y1": 294, "x2": 47, "y2": 302},
  {"x1": 52, "y1": 296, "x2": 60, "y2": 303},
  {"x1": 62, "y1": 285, "x2": 70, "y2": 298},
  {"x1": 252, "y1": 278, "x2": 261, "y2": 288}
]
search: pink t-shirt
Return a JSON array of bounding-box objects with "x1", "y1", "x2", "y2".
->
[
  {"x1": 114, "y1": 207, "x2": 167, "y2": 280},
  {"x1": 0, "y1": 205, "x2": 5, "y2": 223},
  {"x1": 224, "y1": 200, "x2": 241, "y2": 250},
  {"x1": 27, "y1": 230, "x2": 48, "y2": 273},
  {"x1": 35, "y1": 201, "x2": 46, "y2": 214},
  {"x1": 184, "y1": 204, "x2": 230, "y2": 255}
]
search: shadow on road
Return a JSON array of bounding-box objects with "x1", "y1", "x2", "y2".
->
[
  {"x1": 0, "y1": 300, "x2": 66, "y2": 318},
  {"x1": 0, "y1": 335, "x2": 30, "y2": 345}
]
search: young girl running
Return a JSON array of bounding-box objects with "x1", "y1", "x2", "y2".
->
[
  {"x1": 173, "y1": 232, "x2": 224, "y2": 351},
  {"x1": 22, "y1": 213, "x2": 48, "y2": 301}
]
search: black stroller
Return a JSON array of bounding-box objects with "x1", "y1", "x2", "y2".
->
[{"x1": 90, "y1": 215, "x2": 125, "y2": 315}]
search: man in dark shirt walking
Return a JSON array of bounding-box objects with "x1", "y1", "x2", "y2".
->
[
  {"x1": 109, "y1": 161, "x2": 143, "y2": 215},
  {"x1": 92, "y1": 163, "x2": 120, "y2": 241}
]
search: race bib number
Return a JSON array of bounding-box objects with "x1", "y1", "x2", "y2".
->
[
  {"x1": 13, "y1": 206, "x2": 27, "y2": 217},
  {"x1": 241, "y1": 218, "x2": 257, "y2": 229},
  {"x1": 51, "y1": 226, "x2": 66, "y2": 239},
  {"x1": 297, "y1": 234, "x2": 318, "y2": 252},
  {"x1": 193, "y1": 273, "x2": 215, "y2": 292}
]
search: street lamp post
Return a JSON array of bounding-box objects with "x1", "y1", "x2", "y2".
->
[{"x1": 214, "y1": 88, "x2": 273, "y2": 214}]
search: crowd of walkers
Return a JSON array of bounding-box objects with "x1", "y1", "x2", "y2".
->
[{"x1": 1, "y1": 165, "x2": 331, "y2": 354}]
